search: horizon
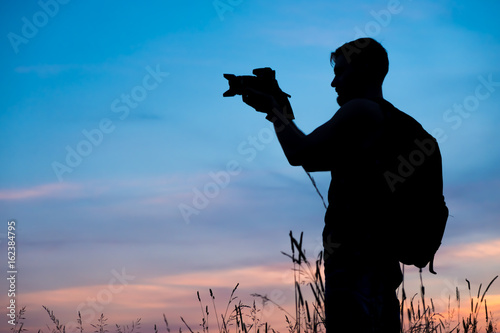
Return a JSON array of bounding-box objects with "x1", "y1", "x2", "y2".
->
[{"x1": 1, "y1": 0, "x2": 500, "y2": 331}]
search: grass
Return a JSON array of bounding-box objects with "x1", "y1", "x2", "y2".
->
[{"x1": 9, "y1": 232, "x2": 499, "y2": 333}]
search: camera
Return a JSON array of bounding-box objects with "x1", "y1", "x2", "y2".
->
[
  {"x1": 223, "y1": 67, "x2": 294, "y2": 120},
  {"x1": 223, "y1": 67, "x2": 289, "y2": 98}
]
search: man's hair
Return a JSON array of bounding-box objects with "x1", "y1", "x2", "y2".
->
[{"x1": 331, "y1": 38, "x2": 389, "y2": 85}]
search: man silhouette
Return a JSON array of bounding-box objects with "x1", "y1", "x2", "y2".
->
[{"x1": 241, "y1": 38, "x2": 409, "y2": 332}]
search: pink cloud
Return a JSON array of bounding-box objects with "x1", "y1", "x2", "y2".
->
[
  {"x1": 14, "y1": 263, "x2": 298, "y2": 332},
  {"x1": 441, "y1": 238, "x2": 500, "y2": 260},
  {"x1": 451, "y1": 239, "x2": 500, "y2": 259},
  {"x1": 0, "y1": 182, "x2": 82, "y2": 200},
  {"x1": 148, "y1": 263, "x2": 294, "y2": 289},
  {"x1": 12, "y1": 261, "x2": 500, "y2": 333}
]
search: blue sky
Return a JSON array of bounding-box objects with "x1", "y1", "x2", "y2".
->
[{"x1": 1, "y1": 0, "x2": 500, "y2": 331}]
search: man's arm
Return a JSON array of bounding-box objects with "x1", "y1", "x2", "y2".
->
[
  {"x1": 242, "y1": 88, "x2": 383, "y2": 171},
  {"x1": 241, "y1": 91, "x2": 319, "y2": 168},
  {"x1": 268, "y1": 108, "x2": 306, "y2": 165},
  {"x1": 267, "y1": 99, "x2": 384, "y2": 172},
  {"x1": 267, "y1": 105, "x2": 340, "y2": 172}
]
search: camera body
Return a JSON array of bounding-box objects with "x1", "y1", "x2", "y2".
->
[{"x1": 223, "y1": 67, "x2": 287, "y2": 98}]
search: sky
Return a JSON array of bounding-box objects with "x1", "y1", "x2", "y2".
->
[{"x1": 0, "y1": 0, "x2": 500, "y2": 331}]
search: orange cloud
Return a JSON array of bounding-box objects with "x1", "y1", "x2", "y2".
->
[
  {"x1": 437, "y1": 238, "x2": 500, "y2": 271},
  {"x1": 17, "y1": 282, "x2": 196, "y2": 332},
  {"x1": 447, "y1": 239, "x2": 500, "y2": 259},
  {"x1": 430, "y1": 293, "x2": 500, "y2": 331},
  {"x1": 15, "y1": 263, "x2": 298, "y2": 332},
  {"x1": 148, "y1": 263, "x2": 295, "y2": 289},
  {"x1": 14, "y1": 262, "x2": 500, "y2": 333}
]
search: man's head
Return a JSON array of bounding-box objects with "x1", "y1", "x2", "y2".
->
[{"x1": 330, "y1": 38, "x2": 389, "y2": 105}]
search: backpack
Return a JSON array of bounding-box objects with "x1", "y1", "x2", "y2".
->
[{"x1": 377, "y1": 99, "x2": 449, "y2": 274}]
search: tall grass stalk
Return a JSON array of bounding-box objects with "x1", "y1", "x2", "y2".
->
[{"x1": 17, "y1": 233, "x2": 499, "y2": 333}]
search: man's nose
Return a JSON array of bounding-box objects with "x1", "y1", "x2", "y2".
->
[{"x1": 331, "y1": 78, "x2": 337, "y2": 88}]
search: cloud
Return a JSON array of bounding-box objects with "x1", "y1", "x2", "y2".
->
[
  {"x1": 437, "y1": 237, "x2": 500, "y2": 272},
  {"x1": 18, "y1": 258, "x2": 500, "y2": 332},
  {"x1": 0, "y1": 175, "x2": 190, "y2": 203},
  {"x1": 18, "y1": 263, "x2": 297, "y2": 332},
  {"x1": 20, "y1": 281, "x2": 195, "y2": 331},
  {"x1": 399, "y1": 238, "x2": 500, "y2": 316},
  {"x1": 0, "y1": 182, "x2": 82, "y2": 200},
  {"x1": 446, "y1": 239, "x2": 500, "y2": 260},
  {"x1": 12, "y1": 62, "x2": 140, "y2": 78},
  {"x1": 13, "y1": 64, "x2": 99, "y2": 77},
  {"x1": 257, "y1": 26, "x2": 346, "y2": 48},
  {"x1": 432, "y1": 238, "x2": 500, "y2": 287},
  {"x1": 147, "y1": 262, "x2": 294, "y2": 289}
]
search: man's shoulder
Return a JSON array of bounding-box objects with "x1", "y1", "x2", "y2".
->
[
  {"x1": 342, "y1": 98, "x2": 381, "y2": 109},
  {"x1": 335, "y1": 98, "x2": 384, "y2": 122}
]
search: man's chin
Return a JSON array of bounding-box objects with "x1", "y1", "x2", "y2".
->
[{"x1": 336, "y1": 95, "x2": 349, "y2": 106}]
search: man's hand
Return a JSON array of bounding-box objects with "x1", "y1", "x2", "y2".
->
[
  {"x1": 242, "y1": 87, "x2": 278, "y2": 113},
  {"x1": 242, "y1": 87, "x2": 295, "y2": 121},
  {"x1": 223, "y1": 67, "x2": 295, "y2": 121}
]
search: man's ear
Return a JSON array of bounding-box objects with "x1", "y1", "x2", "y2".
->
[
  {"x1": 356, "y1": 62, "x2": 370, "y2": 75},
  {"x1": 353, "y1": 63, "x2": 374, "y2": 84}
]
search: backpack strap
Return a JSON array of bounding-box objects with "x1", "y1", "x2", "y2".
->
[{"x1": 428, "y1": 254, "x2": 437, "y2": 275}]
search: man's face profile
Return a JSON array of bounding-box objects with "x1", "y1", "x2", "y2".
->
[{"x1": 331, "y1": 54, "x2": 358, "y2": 106}]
